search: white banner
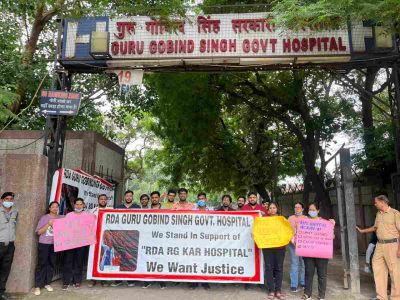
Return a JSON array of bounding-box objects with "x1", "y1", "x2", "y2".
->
[
  {"x1": 62, "y1": 12, "x2": 379, "y2": 70},
  {"x1": 108, "y1": 13, "x2": 350, "y2": 60},
  {"x1": 50, "y1": 168, "x2": 115, "y2": 214},
  {"x1": 87, "y1": 210, "x2": 263, "y2": 283}
]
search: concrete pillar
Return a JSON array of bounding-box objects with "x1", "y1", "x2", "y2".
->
[
  {"x1": 0, "y1": 154, "x2": 48, "y2": 293},
  {"x1": 340, "y1": 149, "x2": 361, "y2": 295}
]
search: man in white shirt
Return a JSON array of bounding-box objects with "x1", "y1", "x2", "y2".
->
[{"x1": 89, "y1": 194, "x2": 111, "y2": 288}]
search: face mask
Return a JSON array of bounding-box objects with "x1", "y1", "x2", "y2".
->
[
  {"x1": 2, "y1": 201, "x2": 13, "y2": 208},
  {"x1": 295, "y1": 211, "x2": 303, "y2": 216},
  {"x1": 75, "y1": 208, "x2": 84, "y2": 213},
  {"x1": 308, "y1": 211, "x2": 318, "y2": 218},
  {"x1": 198, "y1": 200, "x2": 206, "y2": 207}
]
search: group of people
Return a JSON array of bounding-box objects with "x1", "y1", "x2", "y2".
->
[{"x1": 0, "y1": 190, "x2": 399, "y2": 300}]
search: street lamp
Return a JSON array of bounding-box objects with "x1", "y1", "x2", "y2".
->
[{"x1": 90, "y1": 31, "x2": 111, "y2": 59}]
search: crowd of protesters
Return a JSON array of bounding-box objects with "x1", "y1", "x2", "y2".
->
[{"x1": 0, "y1": 190, "x2": 399, "y2": 300}]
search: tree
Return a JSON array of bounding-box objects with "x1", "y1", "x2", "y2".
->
[
  {"x1": 272, "y1": 0, "x2": 400, "y2": 34},
  {"x1": 272, "y1": 0, "x2": 398, "y2": 184},
  {"x1": 217, "y1": 70, "x2": 355, "y2": 217},
  {"x1": 145, "y1": 72, "x2": 303, "y2": 199},
  {"x1": 0, "y1": 0, "x2": 187, "y2": 126}
]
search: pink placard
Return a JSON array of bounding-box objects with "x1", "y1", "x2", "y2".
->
[
  {"x1": 295, "y1": 218, "x2": 334, "y2": 259},
  {"x1": 53, "y1": 212, "x2": 97, "y2": 252}
]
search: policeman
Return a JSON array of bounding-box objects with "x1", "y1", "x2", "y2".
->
[
  {"x1": 0, "y1": 192, "x2": 18, "y2": 300},
  {"x1": 357, "y1": 195, "x2": 400, "y2": 300}
]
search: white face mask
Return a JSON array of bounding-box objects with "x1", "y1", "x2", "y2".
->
[
  {"x1": 308, "y1": 211, "x2": 318, "y2": 218},
  {"x1": 74, "y1": 208, "x2": 84, "y2": 213},
  {"x1": 2, "y1": 201, "x2": 14, "y2": 208}
]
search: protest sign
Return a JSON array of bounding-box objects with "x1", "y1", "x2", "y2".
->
[
  {"x1": 87, "y1": 210, "x2": 262, "y2": 283},
  {"x1": 49, "y1": 168, "x2": 114, "y2": 214},
  {"x1": 295, "y1": 218, "x2": 334, "y2": 259},
  {"x1": 53, "y1": 212, "x2": 97, "y2": 252},
  {"x1": 252, "y1": 216, "x2": 293, "y2": 248}
]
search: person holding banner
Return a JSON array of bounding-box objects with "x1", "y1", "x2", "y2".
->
[
  {"x1": 150, "y1": 191, "x2": 164, "y2": 210},
  {"x1": 262, "y1": 200, "x2": 269, "y2": 211},
  {"x1": 189, "y1": 193, "x2": 211, "y2": 290},
  {"x1": 142, "y1": 191, "x2": 167, "y2": 289},
  {"x1": 34, "y1": 201, "x2": 62, "y2": 296},
  {"x1": 163, "y1": 189, "x2": 176, "y2": 209},
  {"x1": 171, "y1": 188, "x2": 195, "y2": 210},
  {"x1": 241, "y1": 192, "x2": 268, "y2": 216},
  {"x1": 62, "y1": 198, "x2": 89, "y2": 290},
  {"x1": 113, "y1": 191, "x2": 140, "y2": 287},
  {"x1": 242, "y1": 192, "x2": 267, "y2": 291},
  {"x1": 301, "y1": 202, "x2": 335, "y2": 300},
  {"x1": 117, "y1": 190, "x2": 140, "y2": 209},
  {"x1": 88, "y1": 194, "x2": 111, "y2": 288},
  {"x1": 236, "y1": 196, "x2": 246, "y2": 210},
  {"x1": 288, "y1": 202, "x2": 307, "y2": 292},
  {"x1": 264, "y1": 202, "x2": 287, "y2": 300},
  {"x1": 139, "y1": 194, "x2": 150, "y2": 209},
  {"x1": 196, "y1": 199, "x2": 209, "y2": 211},
  {"x1": 216, "y1": 195, "x2": 236, "y2": 211},
  {"x1": 194, "y1": 193, "x2": 210, "y2": 211}
]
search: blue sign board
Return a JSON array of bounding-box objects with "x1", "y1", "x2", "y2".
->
[{"x1": 40, "y1": 90, "x2": 81, "y2": 116}]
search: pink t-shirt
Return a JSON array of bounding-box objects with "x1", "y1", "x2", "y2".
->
[
  {"x1": 35, "y1": 214, "x2": 63, "y2": 244},
  {"x1": 288, "y1": 214, "x2": 308, "y2": 231},
  {"x1": 288, "y1": 214, "x2": 307, "y2": 243}
]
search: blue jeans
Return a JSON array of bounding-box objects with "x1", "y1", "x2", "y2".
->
[{"x1": 289, "y1": 243, "x2": 305, "y2": 288}]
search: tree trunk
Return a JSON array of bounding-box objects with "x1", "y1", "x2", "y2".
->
[
  {"x1": 302, "y1": 144, "x2": 333, "y2": 219},
  {"x1": 360, "y1": 67, "x2": 379, "y2": 161},
  {"x1": 13, "y1": 1, "x2": 63, "y2": 114},
  {"x1": 302, "y1": 173, "x2": 312, "y2": 207},
  {"x1": 253, "y1": 183, "x2": 271, "y2": 202},
  {"x1": 13, "y1": 2, "x2": 46, "y2": 114}
]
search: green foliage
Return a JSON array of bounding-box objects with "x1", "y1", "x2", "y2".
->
[
  {"x1": 144, "y1": 71, "x2": 307, "y2": 195},
  {"x1": 0, "y1": 89, "x2": 18, "y2": 124},
  {"x1": 0, "y1": 0, "x2": 188, "y2": 127},
  {"x1": 272, "y1": 0, "x2": 400, "y2": 33},
  {"x1": 351, "y1": 91, "x2": 395, "y2": 176}
]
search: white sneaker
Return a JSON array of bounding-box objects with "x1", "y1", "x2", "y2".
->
[
  {"x1": 44, "y1": 285, "x2": 53, "y2": 292},
  {"x1": 34, "y1": 288, "x2": 41, "y2": 296}
]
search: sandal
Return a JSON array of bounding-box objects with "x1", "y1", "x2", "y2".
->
[
  {"x1": 267, "y1": 292, "x2": 275, "y2": 300},
  {"x1": 276, "y1": 291, "x2": 286, "y2": 300}
]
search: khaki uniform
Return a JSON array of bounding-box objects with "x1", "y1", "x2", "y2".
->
[{"x1": 372, "y1": 207, "x2": 400, "y2": 300}]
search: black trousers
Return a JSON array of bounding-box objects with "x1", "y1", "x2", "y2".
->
[
  {"x1": 35, "y1": 243, "x2": 56, "y2": 288},
  {"x1": 0, "y1": 242, "x2": 15, "y2": 295},
  {"x1": 304, "y1": 257, "x2": 328, "y2": 298},
  {"x1": 63, "y1": 246, "x2": 86, "y2": 285},
  {"x1": 264, "y1": 247, "x2": 286, "y2": 293}
]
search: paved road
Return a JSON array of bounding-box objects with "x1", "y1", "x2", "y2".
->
[{"x1": 16, "y1": 255, "x2": 376, "y2": 300}]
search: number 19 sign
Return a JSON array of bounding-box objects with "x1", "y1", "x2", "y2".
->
[{"x1": 111, "y1": 69, "x2": 144, "y2": 92}]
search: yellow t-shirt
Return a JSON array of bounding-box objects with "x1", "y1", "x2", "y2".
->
[{"x1": 163, "y1": 201, "x2": 175, "y2": 209}]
